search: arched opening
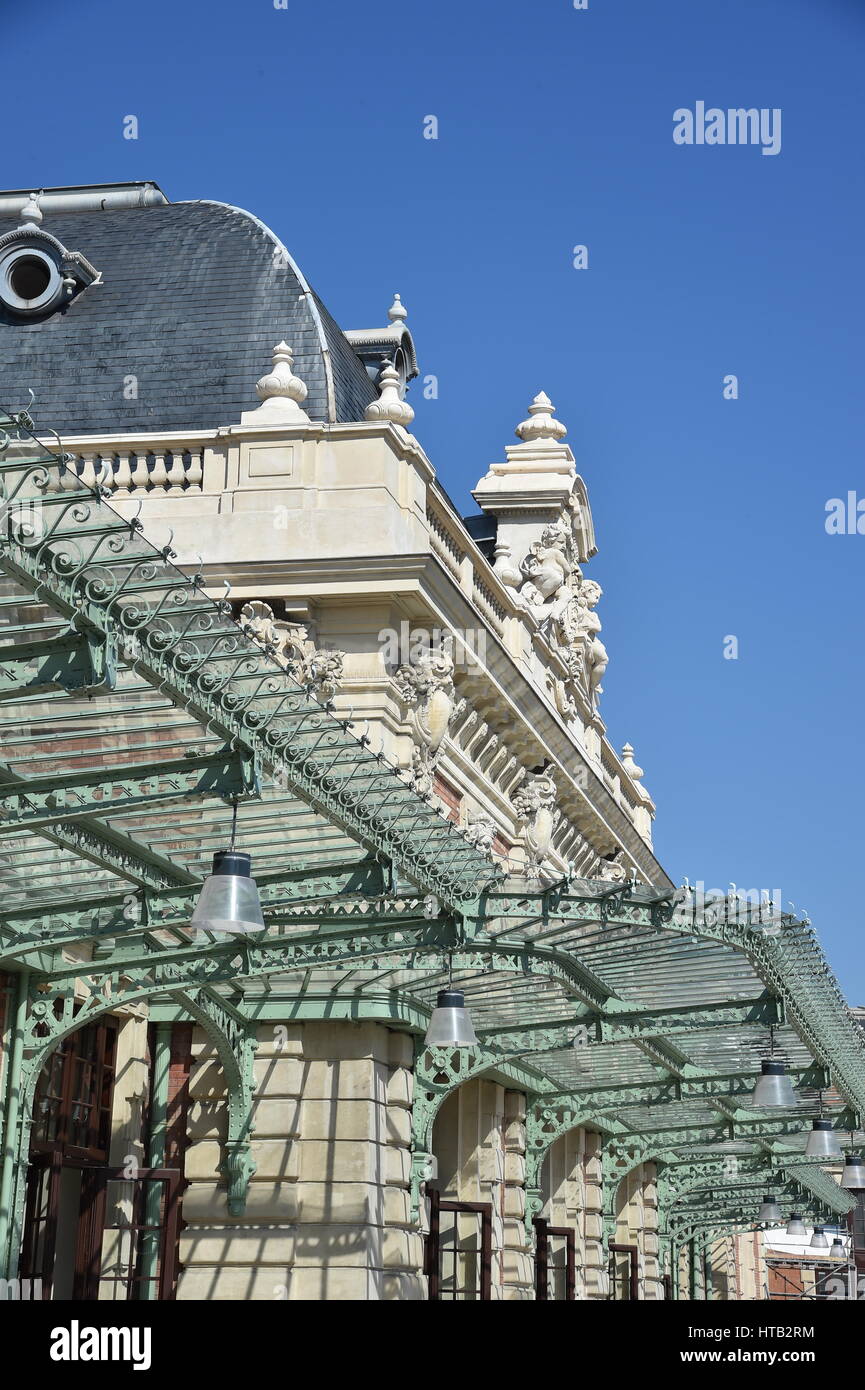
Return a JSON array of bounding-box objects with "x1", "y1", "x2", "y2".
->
[
  {"x1": 425, "y1": 1079, "x2": 531, "y2": 1300},
  {"x1": 17, "y1": 1013, "x2": 184, "y2": 1300},
  {"x1": 426, "y1": 1085, "x2": 494, "y2": 1300},
  {"x1": 535, "y1": 1127, "x2": 605, "y2": 1299},
  {"x1": 611, "y1": 1163, "x2": 663, "y2": 1300}
]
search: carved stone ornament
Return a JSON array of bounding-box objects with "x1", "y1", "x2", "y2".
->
[
  {"x1": 512, "y1": 771, "x2": 558, "y2": 879},
  {"x1": 241, "y1": 343, "x2": 310, "y2": 424},
  {"x1": 364, "y1": 359, "x2": 415, "y2": 427},
  {"x1": 546, "y1": 672, "x2": 578, "y2": 723},
  {"x1": 597, "y1": 849, "x2": 627, "y2": 882},
  {"x1": 538, "y1": 563, "x2": 609, "y2": 711},
  {"x1": 465, "y1": 814, "x2": 496, "y2": 855},
  {"x1": 492, "y1": 541, "x2": 521, "y2": 590},
  {"x1": 393, "y1": 641, "x2": 456, "y2": 795},
  {"x1": 514, "y1": 390, "x2": 568, "y2": 445},
  {"x1": 297, "y1": 648, "x2": 344, "y2": 704},
  {"x1": 518, "y1": 520, "x2": 577, "y2": 616},
  {"x1": 240, "y1": 600, "x2": 343, "y2": 704}
]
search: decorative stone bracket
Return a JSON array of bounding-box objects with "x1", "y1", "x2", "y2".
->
[{"x1": 393, "y1": 640, "x2": 457, "y2": 796}]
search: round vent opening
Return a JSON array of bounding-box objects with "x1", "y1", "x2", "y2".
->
[
  {"x1": 0, "y1": 246, "x2": 64, "y2": 315},
  {"x1": 10, "y1": 255, "x2": 52, "y2": 301}
]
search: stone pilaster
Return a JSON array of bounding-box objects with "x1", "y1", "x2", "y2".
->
[
  {"x1": 177, "y1": 1020, "x2": 423, "y2": 1301},
  {"x1": 640, "y1": 1162, "x2": 664, "y2": 1300},
  {"x1": 582, "y1": 1131, "x2": 606, "y2": 1297},
  {"x1": 502, "y1": 1090, "x2": 533, "y2": 1299}
]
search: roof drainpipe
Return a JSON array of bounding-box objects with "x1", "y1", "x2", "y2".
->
[{"x1": 0, "y1": 183, "x2": 168, "y2": 216}]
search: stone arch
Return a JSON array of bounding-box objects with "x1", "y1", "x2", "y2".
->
[
  {"x1": 609, "y1": 1163, "x2": 663, "y2": 1300},
  {"x1": 426, "y1": 1074, "x2": 532, "y2": 1299},
  {"x1": 534, "y1": 1123, "x2": 608, "y2": 1298},
  {"x1": 525, "y1": 1103, "x2": 622, "y2": 1233},
  {"x1": 5, "y1": 974, "x2": 259, "y2": 1281}
]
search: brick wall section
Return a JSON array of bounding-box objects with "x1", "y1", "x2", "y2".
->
[
  {"x1": 177, "y1": 1020, "x2": 420, "y2": 1301},
  {"x1": 432, "y1": 772, "x2": 462, "y2": 823}
]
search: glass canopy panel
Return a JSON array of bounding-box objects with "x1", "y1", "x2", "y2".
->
[{"x1": 1, "y1": 409, "x2": 864, "y2": 1189}]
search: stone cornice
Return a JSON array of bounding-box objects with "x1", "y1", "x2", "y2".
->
[{"x1": 195, "y1": 550, "x2": 664, "y2": 881}]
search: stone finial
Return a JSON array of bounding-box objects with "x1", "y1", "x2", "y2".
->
[
  {"x1": 246, "y1": 342, "x2": 310, "y2": 423},
  {"x1": 621, "y1": 742, "x2": 644, "y2": 780},
  {"x1": 364, "y1": 359, "x2": 414, "y2": 427},
  {"x1": 19, "y1": 193, "x2": 43, "y2": 227},
  {"x1": 387, "y1": 293, "x2": 408, "y2": 324},
  {"x1": 515, "y1": 391, "x2": 567, "y2": 443}
]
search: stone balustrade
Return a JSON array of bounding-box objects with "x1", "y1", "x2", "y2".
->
[{"x1": 42, "y1": 433, "x2": 210, "y2": 493}]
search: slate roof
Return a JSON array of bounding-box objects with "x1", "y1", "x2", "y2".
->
[{"x1": 0, "y1": 199, "x2": 378, "y2": 434}]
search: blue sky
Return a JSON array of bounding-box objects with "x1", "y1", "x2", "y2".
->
[{"x1": 7, "y1": 0, "x2": 865, "y2": 998}]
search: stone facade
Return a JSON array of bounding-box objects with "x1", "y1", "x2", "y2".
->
[
  {"x1": 62, "y1": 385, "x2": 664, "y2": 890},
  {"x1": 0, "y1": 183, "x2": 827, "y2": 1307},
  {"x1": 178, "y1": 1022, "x2": 417, "y2": 1301}
]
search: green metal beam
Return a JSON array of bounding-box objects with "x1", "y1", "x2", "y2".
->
[
  {"x1": 475, "y1": 994, "x2": 780, "y2": 1053},
  {"x1": 621, "y1": 1113, "x2": 856, "y2": 1147},
  {"x1": 149, "y1": 990, "x2": 431, "y2": 1032},
  {"x1": 0, "y1": 749, "x2": 258, "y2": 832},
  {"x1": 535, "y1": 1064, "x2": 830, "y2": 1111},
  {"x1": 0, "y1": 631, "x2": 115, "y2": 700},
  {"x1": 598, "y1": 994, "x2": 782, "y2": 1043}
]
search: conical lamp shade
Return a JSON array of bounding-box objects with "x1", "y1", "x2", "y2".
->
[
  {"x1": 757, "y1": 1193, "x2": 782, "y2": 1222},
  {"x1": 190, "y1": 851, "x2": 265, "y2": 934},
  {"x1": 785, "y1": 1213, "x2": 806, "y2": 1238},
  {"x1": 840, "y1": 1154, "x2": 865, "y2": 1190},
  {"x1": 424, "y1": 990, "x2": 478, "y2": 1048},
  {"x1": 751, "y1": 1060, "x2": 798, "y2": 1107},
  {"x1": 809, "y1": 1226, "x2": 829, "y2": 1249},
  {"x1": 805, "y1": 1119, "x2": 843, "y2": 1159},
  {"x1": 829, "y1": 1238, "x2": 846, "y2": 1258}
]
